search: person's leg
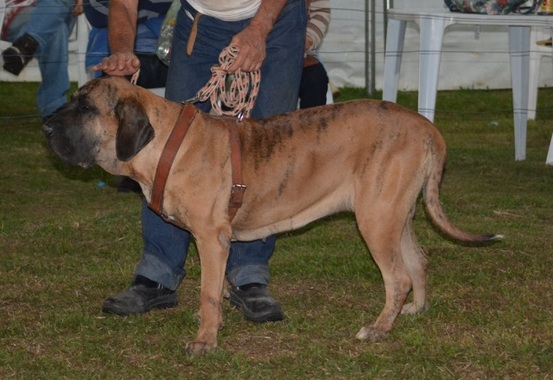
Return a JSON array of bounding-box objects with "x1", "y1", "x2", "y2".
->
[
  {"x1": 136, "y1": 0, "x2": 219, "y2": 286},
  {"x1": 299, "y1": 62, "x2": 329, "y2": 109},
  {"x1": 106, "y1": 0, "x2": 305, "y2": 320},
  {"x1": 23, "y1": 0, "x2": 75, "y2": 41},
  {"x1": 2, "y1": 8, "x2": 38, "y2": 75},
  {"x1": 3, "y1": 0, "x2": 75, "y2": 82},
  {"x1": 36, "y1": 11, "x2": 76, "y2": 119},
  {"x1": 226, "y1": 0, "x2": 306, "y2": 284},
  {"x1": 171, "y1": 0, "x2": 306, "y2": 322},
  {"x1": 249, "y1": 0, "x2": 307, "y2": 118},
  {"x1": 102, "y1": 200, "x2": 191, "y2": 315},
  {"x1": 103, "y1": 0, "x2": 219, "y2": 316},
  {"x1": 225, "y1": 0, "x2": 307, "y2": 321},
  {"x1": 166, "y1": 1, "x2": 283, "y2": 293}
]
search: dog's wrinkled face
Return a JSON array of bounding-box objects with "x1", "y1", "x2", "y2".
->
[{"x1": 42, "y1": 76, "x2": 154, "y2": 169}]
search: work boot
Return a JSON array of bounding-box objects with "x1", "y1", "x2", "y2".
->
[
  {"x1": 229, "y1": 284, "x2": 285, "y2": 323},
  {"x1": 2, "y1": 33, "x2": 39, "y2": 76},
  {"x1": 102, "y1": 275, "x2": 177, "y2": 316}
]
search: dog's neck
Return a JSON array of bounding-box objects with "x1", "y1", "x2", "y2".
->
[{"x1": 108, "y1": 90, "x2": 185, "y2": 199}]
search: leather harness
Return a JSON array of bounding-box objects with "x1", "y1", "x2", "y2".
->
[{"x1": 148, "y1": 103, "x2": 246, "y2": 222}]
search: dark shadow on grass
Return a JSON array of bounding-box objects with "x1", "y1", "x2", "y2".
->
[{"x1": 277, "y1": 212, "x2": 355, "y2": 239}]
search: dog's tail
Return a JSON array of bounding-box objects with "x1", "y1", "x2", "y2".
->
[{"x1": 422, "y1": 152, "x2": 503, "y2": 244}]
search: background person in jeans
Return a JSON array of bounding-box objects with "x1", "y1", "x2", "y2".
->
[
  {"x1": 95, "y1": 0, "x2": 307, "y2": 323},
  {"x1": 1, "y1": 0, "x2": 83, "y2": 120}
]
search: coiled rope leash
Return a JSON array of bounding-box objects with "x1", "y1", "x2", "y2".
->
[{"x1": 190, "y1": 46, "x2": 261, "y2": 119}]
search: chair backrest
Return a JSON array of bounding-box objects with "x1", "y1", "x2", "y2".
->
[{"x1": 0, "y1": 0, "x2": 6, "y2": 35}]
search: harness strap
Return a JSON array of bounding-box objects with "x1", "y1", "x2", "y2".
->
[
  {"x1": 186, "y1": 12, "x2": 202, "y2": 56},
  {"x1": 227, "y1": 122, "x2": 246, "y2": 221},
  {"x1": 148, "y1": 104, "x2": 245, "y2": 222},
  {"x1": 149, "y1": 103, "x2": 197, "y2": 218}
]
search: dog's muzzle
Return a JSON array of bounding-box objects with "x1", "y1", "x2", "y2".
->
[{"x1": 42, "y1": 117, "x2": 97, "y2": 169}]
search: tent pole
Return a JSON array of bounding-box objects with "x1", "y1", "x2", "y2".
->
[{"x1": 365, "y1": 0, "x2": 376, "y2": 97}]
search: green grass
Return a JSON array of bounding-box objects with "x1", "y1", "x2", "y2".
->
[{"x1": 1, "y1": 82, "x2": 553, "y2": 379}]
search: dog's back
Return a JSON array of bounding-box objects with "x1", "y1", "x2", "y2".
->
[{"x1": 232, "y1": 100, "x2": 445, "y2": 238}]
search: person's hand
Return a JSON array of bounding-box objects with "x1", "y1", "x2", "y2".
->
[
  {"x1": 92, "y1": 52, "x2": 141, "y2": 76},
  {"x1": 72, "y1": 0, "x2": 84, "y2": 16},
  {"x1": 227, "y1": 24, "x2": 267, "y2": 72},
  {"x1": 305, "y1": 35, "x2": 314, "y2": 53}
]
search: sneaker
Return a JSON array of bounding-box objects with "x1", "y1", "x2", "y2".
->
[
  {"x1": 229, "y1": 284, "x2": 285, "y2": 323},
  {"x1": 2, "y1": 33, "x2": 39, "y2": 76},
  {"x1": 102, "y1": 276, "x2": 177, "y2": 316}
]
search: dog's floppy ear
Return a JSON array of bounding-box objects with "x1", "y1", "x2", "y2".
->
[{"x1": 115, "y1": 98, "x2": 155, "y2": 161}]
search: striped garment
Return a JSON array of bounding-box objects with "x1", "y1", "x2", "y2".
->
[{"x1": 306, "y1": 0, "x2": 330, "y2": 55}]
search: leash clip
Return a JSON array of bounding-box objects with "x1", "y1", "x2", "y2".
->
[{"x1": 185, "y1": 95, "x2": 200, "y2": 104}]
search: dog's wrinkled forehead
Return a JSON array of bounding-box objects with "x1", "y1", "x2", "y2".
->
[{"x1": 72, "y1": 76, "x2": 136, "y2": 110}]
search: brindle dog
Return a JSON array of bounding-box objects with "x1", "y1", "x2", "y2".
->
[{"x1": 43, "y1": 76, "x2": 500, "y2": 354}]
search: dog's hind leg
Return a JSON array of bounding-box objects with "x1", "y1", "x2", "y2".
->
[
  {"x1": 400, "y1": 210, "x2": 429, "y2": 315},
  {"x1": 354, "y1": 213, "x2": 412, "y2": 342}
]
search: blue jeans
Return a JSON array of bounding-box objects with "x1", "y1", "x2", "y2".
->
[
  {"x1": 135, "y1": 0, "x2": 307, "y2": 290},
  {"x1": 6, "y1": 0, "x2": 76, "y2": 118}
]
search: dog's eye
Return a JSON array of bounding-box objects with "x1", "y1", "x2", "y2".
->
[{"x1": 77, "y1": 100, "x2": 92, "y2": 112}]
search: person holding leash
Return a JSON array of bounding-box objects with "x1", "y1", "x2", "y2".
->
[{"x1": 94, "y1": 0, "x2": 307, "y2": 323}]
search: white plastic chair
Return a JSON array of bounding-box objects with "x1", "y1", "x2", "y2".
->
[
  {"x1": 546, "y1": 42, "x2": 553, "y2": 165},
  {"x1": 528, "y1": 26, "x2": 552, "y2": 120},
  {"x1": 546, "y1": 134, "x2": 553, "y2": 165},
  {"x1": 0, "y1": 0, "x2": 6, "y2": 31},
  {"x1": 382, "y1": 6, "x2": 553, "y2": 161}
]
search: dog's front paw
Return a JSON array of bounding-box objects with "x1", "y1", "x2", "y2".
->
[
  {"x1": 355, "y1": 326, "x2": 389, "y2": 342},
  {"x1": 185, "y1": 340, "x2": 217, "y2": 355}
]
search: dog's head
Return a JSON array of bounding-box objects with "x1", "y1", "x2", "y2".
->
[{"x1": 42, "y1": 76, "x2": 155, "y2": 169}]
